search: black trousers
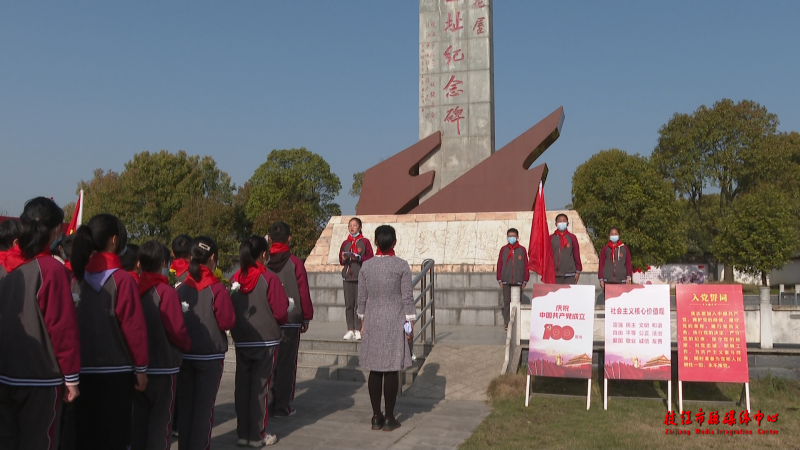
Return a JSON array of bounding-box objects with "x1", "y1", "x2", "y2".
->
[
  {"x1": 235, "y1": 347, "x2": 277, "y2": 441},
  {"x1": 343, "y1": 281, "x2": 361, "y2": 330},
  {"x1": 132, "y1": 373, "x2": 178, "y2": 450},
  {"x1": 268, "y1": 327, "x2": 301, "y2": 417},
  {"x1": 75, "y1": 373, "x2": 134, "y2": 450},
  {"x1": 555, "y1": 275, "x2": 576, "y2": 285},
  {"x1": 0, "y1": 383, "x2": 62, "y2": 450},
  {"x1": 177, "y1": 359, "x2": 224, "y2": 450}
]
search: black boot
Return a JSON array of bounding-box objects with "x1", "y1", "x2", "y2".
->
[{"x1": 371, "y1": 414, "x2": 385, "y2": 431}]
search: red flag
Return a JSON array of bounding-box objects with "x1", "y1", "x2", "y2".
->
[
  {"x1": 527, "y1": 182, "x2": 555, "y2": 283},
  {"x1": 67, "y1": 190, "x2": 83, "y2": 235}
]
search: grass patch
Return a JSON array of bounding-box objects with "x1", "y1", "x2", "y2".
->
[{"x1": 461, "y1": 372, "x2": 800, "y2": 449}]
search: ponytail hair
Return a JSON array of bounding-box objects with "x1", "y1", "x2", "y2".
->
[
  {"x1": 188, "y1": 236, "x2": 218, "y2": 282},
  {"x1": 18, "y1": 197, "x2": 64, "y2": 259},
  {"x1": 71, "y1": 213, "x2": 128, "y2": 281},
  {"x1": 239, "y1": 235, "x2": 268, "y2": 277}
]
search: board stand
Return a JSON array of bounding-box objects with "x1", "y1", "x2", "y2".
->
[
  {"x1": 604, "y1": 378, "x2": 671, "y2": 411},
  {"x1": 525, "y1": 375, "x2": 592, "y2": 410},
  {"x1": 678, "y1": 381, "x2": 750, "y2": 413}
]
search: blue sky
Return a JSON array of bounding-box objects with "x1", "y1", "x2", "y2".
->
[{"x1": 1, "y1": 1, "x2": 798, "y2": 216}]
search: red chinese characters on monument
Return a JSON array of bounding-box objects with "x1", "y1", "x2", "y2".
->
[
  {"x1": 443, "y1": 45, "x2": 464, "y2": 67},
  {"x1": 444, "y1": 11, "x2": 464, "y2": 33},
  {"x1": 420, "y1": 75, "x2": 437, "y2": 108},
  {"x1": 423, "y1": 20, "x2": 437, "y2": 40},
  {"x1": 473, "y1": 0, "x2": 487, "y2": 8},
  {"x1": 444, "y1": 106, "x2": 466, "y2": 135},
  {"x1": 676, "y1": 285, "x2": 749, "y2": 383},
  {"x1": 473, "y1": 17, "x2": 486, "y2": 35},
  {"x1": 444, "y1": 75, "x2": 464, "y2": 98}
]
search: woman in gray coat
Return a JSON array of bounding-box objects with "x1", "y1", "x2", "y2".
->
[{"x1": 357, "y1": 225, "x2": 416, "y2": 432}]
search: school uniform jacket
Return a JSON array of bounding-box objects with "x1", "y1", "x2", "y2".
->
[
  {"x1": 139, "y1": 277, "x2": 192, "y2": 375},
  {"x1": 0, "y1": 251, "x2": 80, "y2": 387},
  {"x1": 496, "y1": 244, "x2": 531, "y2": 285},
  {"x1": 170, "y1": 259, "x2": 190, "y2": 287},
  {"x1": 76, "y1": 261, "x2": 149, "y2": 375},
  {"x1": 0, "y1": 250, "x2": 8, "y2": 280},
  {"x1": 339, "y1": 236, "x2": 374, "y2": 282},
  {"x1": 267, "y1": 251, "x2": 314, "y2": 327},
  {"x1": 230, "y1": 269, "x2": 289, "y2": 348},
  {"x1": 599, "y1": 244, "x2": 633, "y2": 283},
  {"x1": 550, "y1": 231, "x2": 583, "y2": 277},
  {"x1": 178, "y1": 281, "x2": 235, "y2": 361}
]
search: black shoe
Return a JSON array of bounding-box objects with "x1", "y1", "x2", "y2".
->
[
  {"x1": 383, "y1": 418, "x2": 401, "y2": 432},
  {"x1": 371, "y1": 414, "x2": 385, "y2": 431}
]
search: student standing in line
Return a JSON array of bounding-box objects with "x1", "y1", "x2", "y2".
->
[
  {"x1": 71, "y1": 214, "x2": 150, "y2": 450},
  {"x1": 230, "y1": 236, "x2": 289, "y2": 447},
  {"x1": 0, "y1": 197, "x2": 81, "y2": 450},
  {"x1": 599, "y1": 227, "x2": 632, "y2": 290},
  {"x1": 131, "y1": 241, "x2": 192, "y2": 450},
  {"x1": 496, "y1": 228, "x2": 529, "y2": 330},
  {"x1": 121, "y1": 243, "x2": 141, "y2": 284},
  {"x1": 339, "y1": 217, "x2": 373, "y2": 340},
  {"x1": 170, "y1": 234, "x2": 192, "y2": 286},
  {"x1": 0, "y1": 219, "x2": 22, "y2": 279},
  {"x1": 266, "y1": 222, "x2": 314, "y2": 418},
  {"x1": 550, "y1": 214, "x2": 582, "y2": 285},
  {"x1": 55, "y1": 233, "x2": 77, "y2": 450},
  {"x1": 176, "y1": 236, "x2": 235, "y2": 450}
]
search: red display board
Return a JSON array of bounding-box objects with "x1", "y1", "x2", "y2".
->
[{"x1": 676, "y1": 285, "x2": 749, "y2": 383}]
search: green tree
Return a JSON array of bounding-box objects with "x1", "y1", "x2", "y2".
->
[
  {"x1": 251, "y1": 200, "x2": 321, "y2": 259},
  {"x1": 350, "y1": 171, "x2": 365, "y2": 212},
  {"x1": 714, "y1": 185, "x2": 800, "y2": 286},
  {"x1": 168, "y1": 197, "x2": 239, "y2": 271},
  {"x1": 571, "y1": 149, "x2": 686, "y2": 270}
]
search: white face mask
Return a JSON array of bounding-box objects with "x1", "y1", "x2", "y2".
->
[
  {"x1": 350, "y1": 232, "x2": 360, "y2": 238},
  {"x1": 609, "y1": 235, "x2": 620, "y2": 243},
  {"x1": 556, "y1": 222, "x2": 568, "y2": 232}
]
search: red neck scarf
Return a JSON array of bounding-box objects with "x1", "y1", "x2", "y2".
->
[
  {"x1": 605, "y1": 241, "x2": 624, "y2": 262},
  {"x1": 554, "y1": 230, "x2": 570, "y2": 249},
  {"x1": 269, "y1": 243, "x2": 290, "y2": 255},
  {"x1": 2, "y1": 245, "x2": 51, "y2": 273},
  {"x1": 184, "y1": 265, "x2": 219, "y2": 292},
  {"x1": 170, "y1": 258, "x2": 190, "y2": 277},
  {"x1": 233, "y1": 262, "x2": 267, "y2": 294},
  {"x1": 376, "y1": 248, "x2": 395, "y2": 256},
  {"x1": 505, "y1": 242, "x2": 521, "y2": 262},
  {"x1": 127, "y1": 271, "x2": 140, "y2": 284},
  {"x1": 346, "y1": 233, "x2": 363, "y2": 253},
  {"x1": 64, "y1": 261, "x2": 73, "y2": 272},
  {"x1": 86, "y1": 252, "x2": 122, "y2": 272},
  {"x1": 138, "y1": 271, "x2": 168, "y2": 296}
]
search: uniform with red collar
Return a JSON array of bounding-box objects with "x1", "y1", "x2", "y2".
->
[
  {"x1": 265, "y1": 242, "x2": 313, "y2": 417},
  {"x1": 176, "y1": 265, "x2": 235, "y2": 450},
  {"x1": 0, "y1": 245, "x2": 80, "y2": 450},
  {"x1": 169, "y1": 258, "x2": 190, "y2": 286},
  {"x1": 496, "y1": 241, "x2": 530, "y2": 327},
  {"x1": 550, "y1": 228, "x2": 583, "y2": 284},
  {"x1": 339, "y1": 233, "x2": 373, "y2": 334},
  {"x1": 131, "y1": 271, "x2": 191, "y2": 450},
  {"x1": 599, "y1": 240, "x2": 633, "y2": 285}
]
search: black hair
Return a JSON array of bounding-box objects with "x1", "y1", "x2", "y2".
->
[
  {"x1": 17, "y1": 197, "x2": 65, "y2": 259},
  {"x1": 239, "y1": 235, "x2": 268, "y2": 277},
  {"x1": 120, "y1": 244, "x2": 140, "y2": 272},
  {"x1": 268, "y1": 222, "x2": 291, "y2": 244},
  {"x1": 375, "y1": 225, "x2": 396, "y2": 253},
  {"x1": 507, "y1": 228, "x2": 519, "y2": 236},
  {"x1": 61, "y1": 234, "x2": 74, "y2": 259},
  {"x1": 608, "y1": 227, "x2": 620, "y2": 235},
  {"x1": 349, "y1": 217, "x2": 363, "y2": 229},
  {"x1": 71, "y1": 213, "x2": 128, "y2": 281},
  {"x1": 160, "y1": 242, "x2": 172, "y2": 267},
  {"x1": 0, "y1": 220, "x2": 22, "y2": 251},
  {"x1": 188, "y1": 236, "x2": 219, "y2": 282},
  {"x1": 171, "y1": 234, "x2": 192, "y2": 259},
  {"x1": 555, "y1": 213, "x2": 568, "y2": 222},
  {"x1": 139, "y1": 241, "x2": 166, "y2": 273}
]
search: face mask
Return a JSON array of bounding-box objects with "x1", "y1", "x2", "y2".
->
[
  {"x1": 507, "y1": 237, "x2": 517, "y2": 245},
  {"x1": 161, "y1": 267, "x2": 169, "y2": 276},
  {"x1": 556, "y1": 223, "x2": 568, "y2": 232},
  {"x1": 350, "y1": 232, "x2": 360, "y2": 238},
  {"x1": 610, "y1": 235, "x2": 620, "y2": 243}
]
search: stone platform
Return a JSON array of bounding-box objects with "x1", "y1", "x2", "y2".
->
[{"x1": 306, "y1": 211, "x2": 600, "y2": 326}]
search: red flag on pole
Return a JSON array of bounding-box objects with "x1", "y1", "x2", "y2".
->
[
  {"x1": 67, "y1": 190, "x2": 83, "y2": 235},
  {"x1": 527, "y1": 182, "x2": 555, "y2": 283}
]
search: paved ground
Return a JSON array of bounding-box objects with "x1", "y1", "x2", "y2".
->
[
  {"x1": 168, "y1": 375, "x2": 490, "y2": 449},
  {"x1": 302, "y1": 321, "x2": 507, "y2": 348},
  {"x1": 403, "y1": 344, "x2": 505, "y2": 401}
]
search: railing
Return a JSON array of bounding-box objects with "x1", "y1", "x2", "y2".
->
[{"x1": 412, "y1": 259, "x2": 436, "y2": 346}]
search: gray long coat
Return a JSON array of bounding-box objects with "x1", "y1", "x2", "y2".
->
[{"x1": 357, "y1": 255, "x2": 416, "y2": 372}]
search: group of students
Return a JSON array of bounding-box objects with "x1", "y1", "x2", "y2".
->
[
  {"x1": 496, "y1": 213, "x2": 633, "y2": 328},
  {"x1": 0, "y1": 197, "x2": 313, "y2": 450}
]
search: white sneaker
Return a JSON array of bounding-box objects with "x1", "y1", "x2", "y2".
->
[
  {"x1": 354, "y1": 330, "x2": 362, "y2": 340},
  {"x1": 343, "y1": 330, "x2": 355, "y2": 340},
  {"x1": 237, "y1": 438, "x2": 248, "y2": 447},
  {"x1": 248, "y1": 434, "x2": 278, "y2": 447}
]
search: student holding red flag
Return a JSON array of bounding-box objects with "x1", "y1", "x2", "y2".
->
[
  {"x1": 598, "y1": 227, "x2": 632, "y2": 289},
  {"x1": 527, "y1": 182, "x2": 555, "y2": 284},
  {"x1": 496, "y1": 228, "x2": 529, "y2": 329}
]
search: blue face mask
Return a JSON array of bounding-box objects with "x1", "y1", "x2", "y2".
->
[
  {"x1": 556, "y1": 222, "x2": 568, "y2": 232},
  {"x1": 507, "y1": 237, "x2": 517, "y2": 245},
  {"x1": 610, "y1": 235, "x2": 620, "y2": 243}
]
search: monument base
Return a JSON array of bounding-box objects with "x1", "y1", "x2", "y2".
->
[{"x1": 306, "y1": 211, "x2": 599, "y2": 326}]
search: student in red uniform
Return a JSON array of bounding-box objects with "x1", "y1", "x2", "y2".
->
[
  {"x1": 121, "y1": 243, "x2": 141, "y2": 284},
  {"x1": 176, "y1": 236, "x2": 235, "y2": 450},
  {"x1": 339, "y1": 218, "x2": 373, "y2": 340},
  {"x1": 550, "y1": 214, "x2": 582, "y2": 284},
  {"x1": 599, "y1": 227, "x2": 633, "y2": 289},
  {"x1": 230, "y1": 236, "x2": 289, "y2": 447},
  {"x1": 0, "y1": 197, "x2": 81, "y2": 450},
  {"x1": 132, "y1": 241, "x2": 192, "y2": 450},
  {"x1": 266, "y1": 222, "x2": 314, "y2": 419},
  {"x1": 71, "y1": 213, "x2": 150, "y2": 450},
  {"x1": 170, "y1": 234, "x2": 192, "y2": 286},
  {"x1": 0, "y1": 219, "x2": 22, "y2": 278},
  {"x1": 496, "y1": 228, "x2": 529, "y2": 330}
]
